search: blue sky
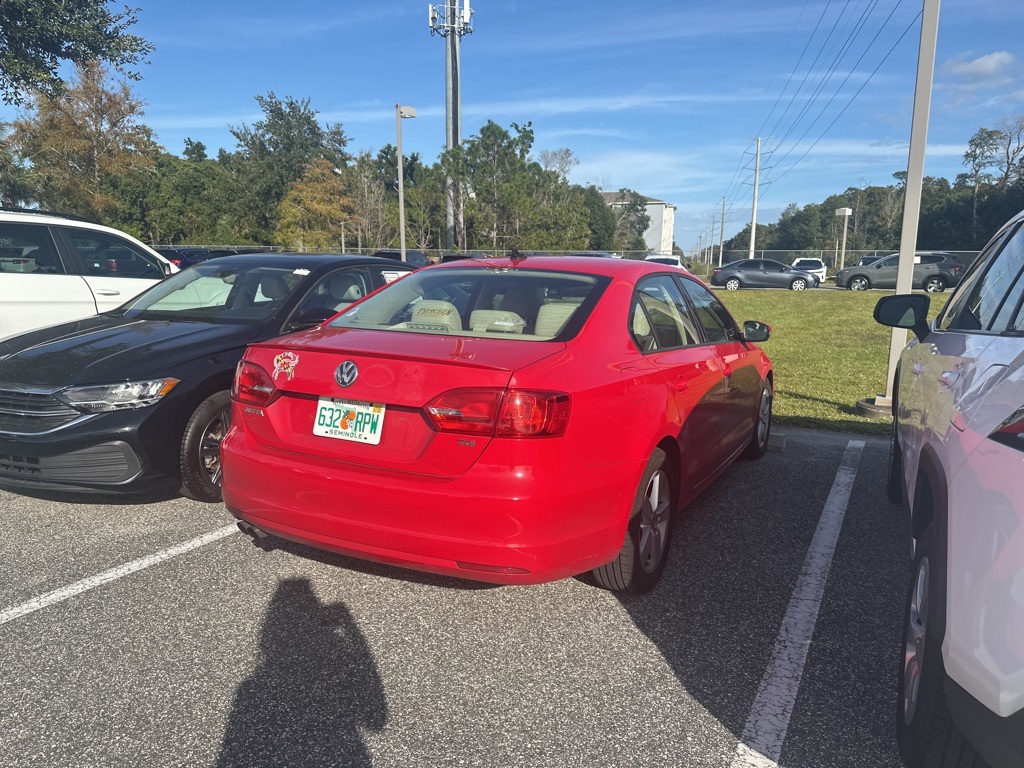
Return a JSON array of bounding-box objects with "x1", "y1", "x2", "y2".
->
[{"x1": 14, "y1": 0, "x2": 1024, "y2": 247}]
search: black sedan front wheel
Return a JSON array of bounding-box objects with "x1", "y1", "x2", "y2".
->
[
  {"x1": 790, "y1": 277, "x2": 808, "y2": 290},
  {"x1": 180, "y1": 391, "x2": 231, "y2": 502}
]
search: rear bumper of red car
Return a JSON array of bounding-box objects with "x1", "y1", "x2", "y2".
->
[{"x1": 221, "y1": 426, "x2": 642, "y2": 585}]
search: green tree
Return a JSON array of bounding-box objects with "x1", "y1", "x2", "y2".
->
[
  {"x1": 274, "y1": 158, "x2": 357, "y2": 251},
  {"x1": 609, "y1": 188, "x2": 650, "y2": 252},
  {"x1": 963, "y1": 127, "x2": 1002, "y2": 240},
  {"x1": 221, "y1": 92, "x2": 350, "y2": 243},
  {"x1": 183, "y1": 137, "x2": 208, "y2": 163},
  {"x1": 11, "y1": 60, "x2": 157, "y2": 220},
  {"x1": 581, "y1": 185, "x2": 616, "y2": 250},
  {"x1": 0, "y1": 123, "x2": 34, "y2": 205},
  {"x1": 0, "y1": 0, "x2": 152, "y2": 106}
]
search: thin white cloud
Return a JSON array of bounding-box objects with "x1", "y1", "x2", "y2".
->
[{"x1": 942, "y1": 51, "x2": 1016, "y2": 83}]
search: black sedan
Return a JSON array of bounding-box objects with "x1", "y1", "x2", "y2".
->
[
  {"x1": 0, "y1": 253, "x2": 412, "y2": 501},
  {"x1": 710, "y1": 258, "x2": 820, "y2": 290}
]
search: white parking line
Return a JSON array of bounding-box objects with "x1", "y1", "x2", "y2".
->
[
  {"x1": 0, "y1": 524, "x2": 240, "y2": 627},
  {"x1": 730, "y1": 439, "x2": 865, "y2": 768}
]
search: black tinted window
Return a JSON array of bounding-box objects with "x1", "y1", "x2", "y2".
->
[
  {"x1": 940, "y1": 224, "x2": 1024, "y2": 332},
  {"x1": 635, "y1": 275, "x2": 699, "y2": 350},
  {"x1": 65, "y1": 229, "x2": 163, "y2": 279},
  {"x1": 677, "y1": 277, "x2": 733, "y2": 343},
  {"x1": 0, "y1": 222, "x2": 65, "y2": 274}
]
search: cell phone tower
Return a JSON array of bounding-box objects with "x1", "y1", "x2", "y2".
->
[{"x1": 429, "y1": 0, "x2": 473, "y2": 251}]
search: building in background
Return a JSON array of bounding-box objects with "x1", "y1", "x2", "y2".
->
[{"x1": 602, "y1": 192, "x2": 677, "y2": 254}]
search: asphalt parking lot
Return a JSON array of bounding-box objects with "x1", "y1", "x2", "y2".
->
[{"x1": 0, "y1": 427, "x2": 906, "y2": 768}]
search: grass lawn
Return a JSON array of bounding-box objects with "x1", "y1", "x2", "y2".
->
[{"x1": 715, "y1": 288, "x2": 945, "y2": 435}]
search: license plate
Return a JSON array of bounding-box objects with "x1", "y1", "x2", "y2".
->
[{"x1": 313, "y1": 397, "x2": 386, "y2": 444}]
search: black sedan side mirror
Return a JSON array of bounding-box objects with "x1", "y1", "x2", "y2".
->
[
  {"x1": 874, "y1": 294, "x2": 931, "y2": 342},
  {"x1": 742, "y1": 320, "x2": 771, "y2": 342}
]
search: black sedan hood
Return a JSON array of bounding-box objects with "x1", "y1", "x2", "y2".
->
[{"x1": 0, "y1": 315, "x2": 262, "y2": 387}]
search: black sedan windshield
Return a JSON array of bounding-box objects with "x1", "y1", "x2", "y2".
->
[{"x1": 118, "y1": 263, "x2": 308, "y2": 322}]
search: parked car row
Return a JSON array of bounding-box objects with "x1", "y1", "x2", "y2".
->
[{"x1": 704, "y1": 252, "x2": 966, "y2": 293}]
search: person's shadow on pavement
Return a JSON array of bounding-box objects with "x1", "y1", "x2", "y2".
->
[{"x1": 215, "y1": 578, "x2": 387, "y2": 768}]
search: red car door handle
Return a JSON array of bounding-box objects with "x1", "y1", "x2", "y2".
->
[
  {"x1": 673, "y1": 378, "x2": 688, "y2": 392},
  {"x1": 723, "y1": 363, "x2": 733, "y2": 377}
]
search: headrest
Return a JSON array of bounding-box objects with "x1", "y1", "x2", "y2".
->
[
  {"x1": 469, "y1": 309, "x2": 525, "y2": 334},
  {"x1": 410, "y1": 300, "x2": 462, "y2": 333},
  {"x1": 259, "y1": 274, "x2": 290, "y2": 301},
  {"x1": 535, "y1": 303, "x2": 577, "y2": 337},
  {"x1": 329, "y1": 273, "x2": 364, "y2": 302},
  {"x1": 498, "y1": 283, "x2": 543, "y2": 319}
]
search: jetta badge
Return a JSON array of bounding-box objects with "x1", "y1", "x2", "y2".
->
[{"x1": 336, "y1": 361, "x2": 358, "y2": 387}]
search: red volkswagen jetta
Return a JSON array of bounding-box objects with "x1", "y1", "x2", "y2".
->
[{"x1": 221, "y1": 255, "x2": 774, "y2": 593}]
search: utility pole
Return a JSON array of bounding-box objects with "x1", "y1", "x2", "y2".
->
[
  {"x1": 749, "y1": 137, "x2": 761, "y2": 259},
  {"x1": 718, "y1": 196, "x2": 727, "y2": 267},
  {"x1": 881, "y1": 0, "x2": 941, "y2": 405},
  {"x1": 429, "y1": 1, "x2": 473, "y2": 251}
]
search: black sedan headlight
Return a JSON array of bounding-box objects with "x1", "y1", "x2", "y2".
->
[{"x1": 55, "y1": 378, "x2": 180, "y2": 413}]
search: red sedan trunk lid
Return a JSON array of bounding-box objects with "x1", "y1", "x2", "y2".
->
[{"x1": 241, "y1": 327, "x2": 566, "y2": 477}]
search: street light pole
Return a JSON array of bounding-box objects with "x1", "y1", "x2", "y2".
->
[
  {"x1": 835, "y1": 207, "x2": 852, "y2": 270},
  {"x1": 396, "y1": 104, "x2": 416, "y2": 262}
]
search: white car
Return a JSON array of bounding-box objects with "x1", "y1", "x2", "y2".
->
[
  {"x1": 0, "y1": 208, "x2": 176, "y2": 341},
  {"x1": 876, "y1": 208, "x2": 1024, "y2": 768},
  {"x1": 791, "y1": 257, "x2": 827, "y2": 282},
  {"x1": 644, "y1": 253, "x2": 689, "y2": 270}
]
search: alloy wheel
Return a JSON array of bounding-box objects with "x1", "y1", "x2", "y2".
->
[
  {"x1": 638, "y1": 469, "x2": 671, "y2": 573},
  {"x1": 902, "y1": 555, "x2": 930, "y2": 724},
  {"x1": 199, "y1": 408, "x2": 230, "y2": 486}
]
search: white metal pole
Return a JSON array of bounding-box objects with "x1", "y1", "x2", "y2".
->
[
  {"x1": 396, "y1": 103, "x2": 407, "y2": 263},
  {"x1": 840, "y1": 211, "x2": 850, "y2": 270},
  {"x1": 719, "y1": 195, "x2": 726, "y2": 267},
  {"x1": 883, "y1": 0, "x2": 941, "y2": 405}
]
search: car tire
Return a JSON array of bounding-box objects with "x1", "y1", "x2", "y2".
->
[
  {"x1": 790, "y1": 277, "x2": 808, "y2": 290},
  {"x1": 896, "y1": 522, "x2": 982, "y2": 768},
  {"x1": 923, "y1": 276, "x2": 946, "y2": 293},
  {"x1": 887, "y1": 415, "x2": 904, "y2": 505},
  {"x1": 849, "y1": 276, "x2": 870, "y2": 291},
  {"x1": 592, "y1": 448, "x2": 674, "y2": 595},
  {"x1": 180, "y1": 390, "x2": 231, "y2": 502},
  {"x1": 725, "y1": 277, "x2": 741, "y2": 290},
  {"x1": 743, "y1": 380, "x2": 773, "y2": 459}
]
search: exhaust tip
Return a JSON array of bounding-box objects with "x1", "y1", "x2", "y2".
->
[{"x1": 236, "y1": 520, "x2": 273, "y2": 550}]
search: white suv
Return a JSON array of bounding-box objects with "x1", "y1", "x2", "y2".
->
[
  {"x1": 791, "y1": 257, "x2": 827, "y2": 282},
  {"x1": 876, "y1": 208, "x2": 1024, "y2": 768},
  {"x1": 0, "y1": 208, "x2": 176, "y2": 341}
]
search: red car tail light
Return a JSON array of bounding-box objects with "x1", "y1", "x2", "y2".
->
[
  {"x1": 496, "y1": 390, "x2": 570, "y2": 437},
  {"x1": 425, "y1": 388, "x2": 571, "y2": 438},
  {"x1": 232, "y1": 360, "x2": 279, "y2": 407}
]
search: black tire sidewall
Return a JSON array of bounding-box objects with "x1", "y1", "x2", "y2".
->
[
  {"x1": 896, "y1": 521, "x2": 953, "y2": 767},
  {"x1": 592, "y1": 448, "x2": 673, "y2": 594},
  {"x1": 743, "y1": 382, "x2": 772, "y2": 459},
  {"x1": 179, "y1": 390, "x2": 231, "y2": 502}
]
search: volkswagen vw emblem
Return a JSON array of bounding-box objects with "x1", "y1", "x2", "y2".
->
[{"x1": 335, "y1": 361, "x2": 358, "y2": 387}]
